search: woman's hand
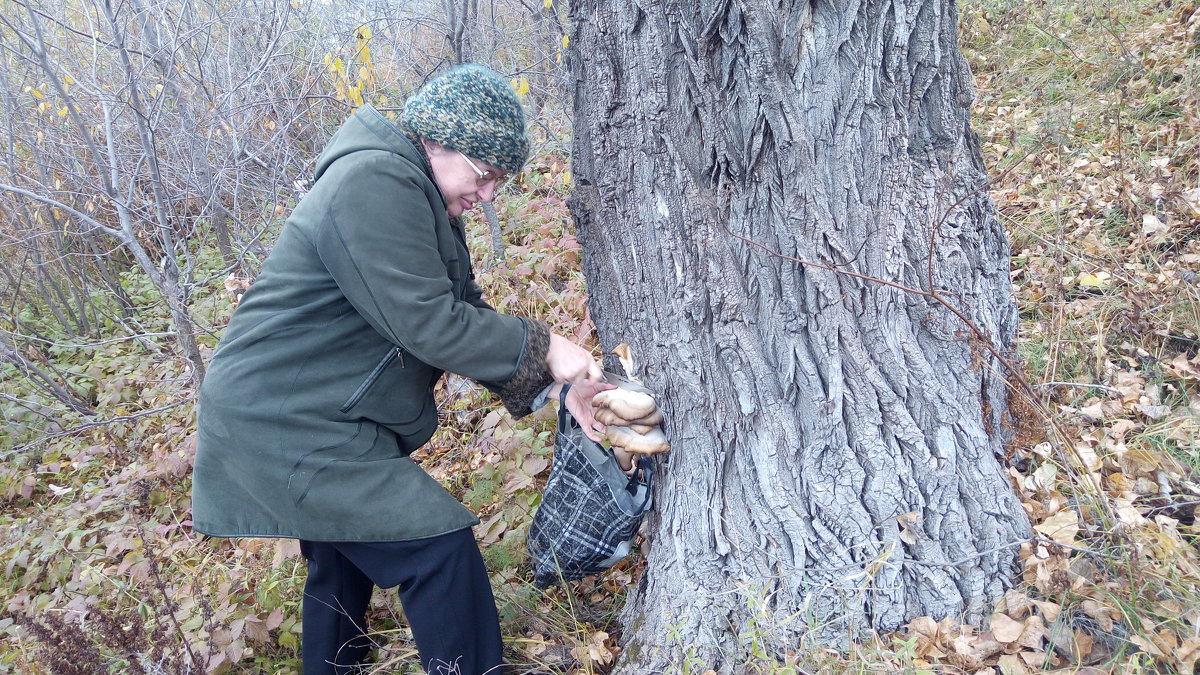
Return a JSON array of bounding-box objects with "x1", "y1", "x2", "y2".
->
[
  {"x1": 546, "y1": 333, "x2": 604, "y2": 385},
  {"x1": 551, "y1": 378, "x2": 614, "y2": 443}
]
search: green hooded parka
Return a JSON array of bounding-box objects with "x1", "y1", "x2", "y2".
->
[{"x1": 191, "y1": 105, "x2": 550, "y2": 542}]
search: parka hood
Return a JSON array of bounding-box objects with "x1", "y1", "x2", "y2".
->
[{"x1": 313, "y1": 104, "x2": 430, "y2": 183}]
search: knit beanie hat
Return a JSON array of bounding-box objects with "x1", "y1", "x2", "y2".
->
[{"x1": 403, "y1": 64, "x2": 529, "y2": 174}]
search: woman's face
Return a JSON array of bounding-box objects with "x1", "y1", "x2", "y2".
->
[{"x1": 423, "y1": 140, "x2": 507, "y2": 218}]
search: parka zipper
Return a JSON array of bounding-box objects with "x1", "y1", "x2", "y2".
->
[{"x1": 339, "y1": 346, "x2": 404, "y2": 413}]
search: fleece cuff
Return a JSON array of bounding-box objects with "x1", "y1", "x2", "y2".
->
[{"x1": 489, "y1": 318, "x2": 554, "y2": 418}]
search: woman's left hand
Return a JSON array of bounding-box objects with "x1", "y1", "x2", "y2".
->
[{"x1": 554, "y1": 379, "x2": 613, "y2": 443}]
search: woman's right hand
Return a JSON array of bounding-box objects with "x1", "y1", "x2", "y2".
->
[{"x1": 546, "y1": 333, "x2": 603, "y2": 386}]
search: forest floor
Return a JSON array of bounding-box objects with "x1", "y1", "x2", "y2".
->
[{"x1": 1, "y1": 0, "x2": 1199, "y2": 673}]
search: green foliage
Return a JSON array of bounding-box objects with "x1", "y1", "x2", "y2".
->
[{"x1": 464, "y1": 474, "x2": 500, "y2": 510}]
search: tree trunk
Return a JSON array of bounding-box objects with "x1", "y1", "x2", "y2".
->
[{"x1": 568, "y1": 0, "x2": 1028, "y2": 669}]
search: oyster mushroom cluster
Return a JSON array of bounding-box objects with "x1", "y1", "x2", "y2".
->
[{"x1": 593, "y1": 386, "x2": 670, "y2": 455}]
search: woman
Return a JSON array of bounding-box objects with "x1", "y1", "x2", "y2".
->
[{"x1": 192, "y1": 64, "x2": 608, "y2": 674}]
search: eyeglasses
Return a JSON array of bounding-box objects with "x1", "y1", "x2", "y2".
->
[{"x1": 459, "y1": 151, "x2": 509, "y2": 190}]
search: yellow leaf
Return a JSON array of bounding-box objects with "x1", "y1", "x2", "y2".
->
[
  {"x1": 356, "y1": 24, "x2": 372, "y2": 41},
  {"x1": 509, "y1": 76, "x2": 529, "y2": 101},
  {"x1": 291, "y1": 0, "x2": 300, "y2": 7},
  {"x1": 561, "y1": 34, "x2": 569, "y2": 49},
  {"x1": 1034, "y1": 509, "x2": 1079, "y2": 546},
  {"x1": 57, "y1": 106, "x2": 68, "y2": 117},
  {"x1": 544, "y1": 0, "x2": 552, "y2": 7},
  {"x1": 1077, "y1": 272, "x2": 1109, "y2": 287},
  {"x1": 562, "y1": 170, "x2": 571, "y2": 186}
]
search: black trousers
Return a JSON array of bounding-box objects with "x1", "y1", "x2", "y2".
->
[{"x1": 299, "y1": 528, "x2": 504, "y2": 674}]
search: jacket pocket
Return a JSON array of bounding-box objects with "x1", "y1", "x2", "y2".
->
[
  {"x1": 339, "y1": 345, "x2": 435, "y2": 430},
  {"x1": 340, "y1": 346, "x2": 403, "y2": 413}
]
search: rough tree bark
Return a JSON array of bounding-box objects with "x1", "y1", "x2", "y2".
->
[{"x1": 568, "y1": 0, "x2": 1029, "y2": 669}]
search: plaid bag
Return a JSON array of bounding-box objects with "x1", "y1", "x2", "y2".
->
[{"x1": 527, "y1": 385, "x2": 654, "y2": 588}]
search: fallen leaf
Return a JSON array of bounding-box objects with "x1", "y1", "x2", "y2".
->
[
  {"x1": 1077, "y1": 401, "x2": 1107, "y2": 420},
  {"x1": 1107, "y1": 419, "x2": 1139, "y2": 440},
  {"x1": 1114, "y1": 499, "x2": 1148, "y2": 528},
  {"x1": 1119, "y1": 447, "x2": 1162, "y2": 477},
  {"x1": 1033, "y1": 600, "x2": 1062, "y2": 623},
  {"x1": 1080, "y1": 599, "x2": 1116, "y2": 632},
  {"x1": 1020, "y1": 650, "x2": 1048, "y2": 667},
  {"x1": 998, "y1": 653, "x2": 1029, "y2": 675},
  {"x1": 1019, "y1": 614, "x2": 1046, "y2": 650},
  {"x1": 991, "y1": 612, "x2": 1025, "y2": 643},
  {"x1": 1004, "y1": 590, "x2": 1032, "y2": 619},
  {"x1": 1131, "y1": 634, "x2": 1169, "y2": 660},
  {"x1": 1181, "y1": 187, "x2": 1200, "y2": 216},
  {"x1": 1028, "y1": 463, "x2": 1058, "y2": 492},
  {"x1": 1045, "y1": 620, "x2": 1091, "y2": 663},
  {"x1": 479, "y1": 511, "x2": 507, "y2": 545},
  {"x1": 1034, "y1": 509, "x2": 1080, "y2": 546},
  {"x1": 1137, "y1": 403, "x2": 1171, "y2": 419},
  {"x1": 1165, "y1": 353, "x2": 1197, "y2": 378},
  {"x1": 503, "y1": 469, "x2": 534, "y2": 494},
  {"x1": 907, "y1": 615, "x2": 939, "y2": 638},
  {"x1": 1142, "y1": 212, "x2": 1169, "y2": 238},
  {"x1": 1176, "y1": 637, "x2": 1200, "y2": 673}
]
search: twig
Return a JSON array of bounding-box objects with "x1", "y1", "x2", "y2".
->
[
  {"x1": 130, "y1": 488, "x2": 204, "y2": 672},
  {"x1": 0, "y1": 328, "x2": 176, "y2": 350},
  {"x1": 1031, "y1": 535, "x2": 1106, "y2": 558},
  {"x1": 899, "y1": 539, "x2": 1031, "y2": 569},
  {"x1": 1036, "y1": 381, "x2": 1121, "y2": 394},
  {"x1": 5, "y1": 397, "x2": 194, "y2": 457}
]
